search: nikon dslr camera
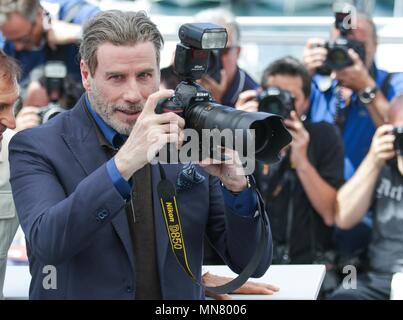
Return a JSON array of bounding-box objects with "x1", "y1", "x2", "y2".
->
[
  {"x1": 155, "y1": 23, "x2": 291, "y2": 163},
  {"x1": 317, "y1": 4, "x2": 366, "y2": 75},
  {"x1": 257, "y1": 87, "x2": 295, "y2": 119}
]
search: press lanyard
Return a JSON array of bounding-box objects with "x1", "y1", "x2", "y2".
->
[{"x1": 157, "y1": 162, "x2": 270, "y2": 294}]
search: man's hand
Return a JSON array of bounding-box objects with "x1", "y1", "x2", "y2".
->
[
  {"x1": 284, "y1": 111, "x2": 310, "y2": 169},
  {"x1": 368, "y1": 124, "x2": 396, "y2": 168},
  {"x1": 202, "y1": 272, "x2": 279, "y2": 300},
  {"x1": 114, "y1": 89, "x2": 185, "y2": 180},
  {"x1": 303, "y1": 38, "x2": 327, "y2": 75},
  {"x1": 235, "y1": 90, "x2": 259, "y2": 112},
  {"x1": 199, "y1": 148, "x2": 247, "y2": 193},
  {"x1": 15, "y1": 106, "x2": 41, "y2": 132},
  {"x1": 333, "y1": 49, "x2": 376, "y2": 92},
  {"x1": 198, "y1": 69, "x2": 229, "y2": 103},
  {"x1": 47, "y1": 20, "x2": 83, "y2": 50}
]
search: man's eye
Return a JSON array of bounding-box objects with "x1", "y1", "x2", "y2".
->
[
  {"x1": 138, "y1": 73, "x2": 152, "y2": 79},
  {"x1": 109, "y1": 75, "x2": 124, "y2": 81}
]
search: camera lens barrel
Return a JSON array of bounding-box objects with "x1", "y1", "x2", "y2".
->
[{"x1": 185, "y1": 102, "x2": 291, "y2": 163}]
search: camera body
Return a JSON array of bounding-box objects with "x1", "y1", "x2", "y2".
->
[
  {"x1": 394, "y1": 126, "x2": 403, "y2": 155},
  {"x1": 156, "y1": 23, "x2": 291, "y2": 163},
  {"x1": 317, "y1": 8, "x2": 366, "y2": 75},
  {"x1": 257, "y1": 87, "x2": 295, "y2": 119},
  {"x1": 38, "y1": 102, "x2": 66, "y2": 124},
  {"x1": 37, "y1": 60, "x2": 85, "y2": 124},
  {"x1": 38, "y1": 61, "x2": 68, "y2": 124}
]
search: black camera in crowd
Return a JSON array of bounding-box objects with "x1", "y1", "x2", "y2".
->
[
  {"x1": 38, "y1": 61, "x2": 84, "y2": 124},
  {"x1": 257, "y1": 87, "x2": 295, "y2": 119},
  {"x1": 317, "y1": 5, "x2": 366, "y2": 75},
  {"x1": 394, "y1": 126, "x2": 403, "y2": 155},
  {"x1": 156, "y1": 23, "x2": 291, "y2": 163},
  {"x1": 38, "y1": 61, "x2": 68, "y2": 123}
]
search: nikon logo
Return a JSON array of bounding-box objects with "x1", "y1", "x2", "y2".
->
[{"x1": 196, "y1": 92, "x2": 209, "y2": 97}]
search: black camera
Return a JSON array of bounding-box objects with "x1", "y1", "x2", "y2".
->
[
  {"x1": 38, "y1": 61, "x2": 68, "y2": 124},
  {"x1": 156, "y1": 23, "x2": 291, "y2": 163},
  {"x1": 257, "y1": 87, "x2": 295, "y2": 119},
  {"x1": 394, "y1": 126, "x2": 403, "y2": 155},
  {"x1": 317, "y1": 6, "x2": 366, "y2": 75},
  {"x1": 38, "y1": 61, "x2": 84, "y2": 124}
]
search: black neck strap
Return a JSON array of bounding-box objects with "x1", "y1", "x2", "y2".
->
[{"x1": 156, "y1": 163, "x2": 269, "y2": 295}]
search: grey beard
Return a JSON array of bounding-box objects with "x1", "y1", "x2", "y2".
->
[{"x1": 87, "y1": 90, "x2": 143, "y2": 136}]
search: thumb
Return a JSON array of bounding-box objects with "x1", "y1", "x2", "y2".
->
[
  {"x1": 348, "y1": 48, "x2": 361, "y2": 65},
  {"x1": 141, "y1": 89, "x2": 174, "y2": 116},
  {"x1": 220, "y1": 69, "x2": 228, "y2": 87}
]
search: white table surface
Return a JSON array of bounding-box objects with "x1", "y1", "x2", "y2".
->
[
  {"x1": 4, "y1": 264, "x2": 326, "y2": 300},
  {"x1": 202, "y1": 264, "x2": 326, "y2": 300}
]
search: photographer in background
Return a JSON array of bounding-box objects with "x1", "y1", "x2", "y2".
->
[
  {"x1": 236, "y1": 56, "x2": 344, "y2": 295},
  {"x1": 13, "y1": 60, "x2": 79, "y2": 131},
  {"x1": 331, "y1": 95, "x2": 403, "y2": 300},
  {"x1": 304, "y1": 6, "x2": 403, "y2": 263},
  {"x1": 0, "y1": 0, "x2": 100, "y2": 129},
  {"x1": 194, "y1": 8, "x2": 258, "y2": 107}
]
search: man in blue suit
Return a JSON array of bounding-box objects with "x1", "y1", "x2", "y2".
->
[{"x1": 9, "y1": 10, "x2": 272, "y2": 300}]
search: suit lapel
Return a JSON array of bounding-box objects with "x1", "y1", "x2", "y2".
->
[{"x1": 61, "y1": 96, "x2": 135, "y2": 270}]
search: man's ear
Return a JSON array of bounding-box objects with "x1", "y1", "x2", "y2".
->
[{"x1": 80, "y1": 60, "x2": 91, "y2": 92}]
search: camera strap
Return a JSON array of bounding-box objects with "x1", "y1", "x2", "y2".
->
[{"x1": 156, "y1": 162, "x2": 270, "y2": 294}]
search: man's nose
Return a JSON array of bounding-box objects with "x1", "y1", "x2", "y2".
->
[
  {"x1": 1, "y1": 108, "x2": 16, "y2": 130},
  {"x1": 123, "y1": 79, "x2": 142, "y2": 103}
]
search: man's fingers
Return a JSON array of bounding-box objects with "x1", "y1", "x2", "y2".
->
[
  {"x1": 375, "y1": 124, "x2": 394, "y2": 137},
  {"x1": 205, "y1": 291, "x2": 232, "y2": 300},
  {"x1": 233, "y1": 281, "x2": 280, "y2": 295},
  {"x1": 18, "y1": 106, "x2": 40, "y2": 116},
  {"x1": 219, "y1": 69, "x2": 228, "y2": 85},
  {"x1": 150, "y1": 112, "x2": 185, "y2": 129},
  {"x1": 348, "y1": 48, "x2": 361, "y2": 65},
  {"x1": 305, "y1": 37, "x2": 326, "y2": 49},
  {"x1": 235, "y1": 89, "x2": 257, "y2": 107},
  {"x1": 376, "y1": 142, "x2": 395, "y2": 154},
  {"x1": 141, "y1": 89, "x2": 174, "y2": 116},
  {"x1": 377, "y1": 134, "x2": 396, "y2": 145},
  {"x1": 379, "y1": 151, "x2": 396, "y2": 160},
  {"x1": 236, "y1": 100, "x2": 258, "y2": 112}
]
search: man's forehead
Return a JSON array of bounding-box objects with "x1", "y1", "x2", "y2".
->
[{"x1": 96, "y1": 42, "x2": 158, "y2": 70}]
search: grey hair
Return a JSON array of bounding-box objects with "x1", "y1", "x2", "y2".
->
[
  {"x1": 0, "y1": 49, "x2": 21, "y2": 82},
  {"x1": 79, "y1": 10, "x2": 164, "y2": 76},
  {"x1": 194, "y1": 8, "x2": 240, "y2": 47},
  {"x1": 0, "y1": 0, "x2": 39, "y2": 25},
  {"x1": 357, "y1": 13, "x2": 378, "y2": 44}
]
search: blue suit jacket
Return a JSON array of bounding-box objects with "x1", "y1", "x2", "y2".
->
[{"x1": 9, "y1": 96, "x2": 272, "y2": 299}]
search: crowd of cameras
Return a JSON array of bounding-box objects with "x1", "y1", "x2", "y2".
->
[{"x1": 156, "y1": 19, "x2": 402, "y2": 159}]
